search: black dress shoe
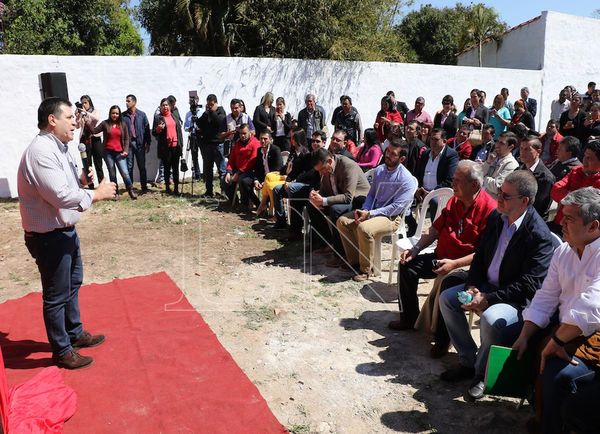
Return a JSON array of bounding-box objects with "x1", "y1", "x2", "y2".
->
[
  {"x1": 388, "y1": 319, "x2": 415, "y2": 331},
  {"x1": 53, "y1": 350, "x2": 93, "y2": 370},
  {"x1": 440, "y1": 365, "x2": 475, "y2": 382}
]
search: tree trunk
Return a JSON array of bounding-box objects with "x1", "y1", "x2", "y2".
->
[{"x1": 478, "y1": 39, "x2": 482, "y2": 67}]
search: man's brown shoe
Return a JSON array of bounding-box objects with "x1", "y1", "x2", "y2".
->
[
  {"x1": 54, "y1": 350, "x2": 93, "y2": 370},
  {"x1": 71, "y1": 331, "x2": 105, "y2": 349}
]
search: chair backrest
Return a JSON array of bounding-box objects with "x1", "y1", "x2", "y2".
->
[
  {"x1": 364, "y1": 168, "x2": 377, "y2": 185},
  {"x1": 280, "y1": 151, "x2": 290, "y2": 166},
  {"x1": 414, "y1": 187, "x2": 454, "y2": 238}
]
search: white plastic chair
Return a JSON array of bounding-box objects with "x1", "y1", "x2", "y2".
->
[
  {"x1": 388, "y1": 188, "x2": 454, "y2": 284},
  {"x1": 280, "y1": 151, "x2": 290, "y2": 166}
]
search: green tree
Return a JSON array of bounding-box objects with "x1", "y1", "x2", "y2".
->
[
  {"x1": 137, "y1": 0, "x2": 412, "y2": 61},
  {"x1": 398, "y1": 3, "x2": 506, "y2": 65},
  {"x1": 2, "y1": 0, "x2": 143, "y2": 55}
]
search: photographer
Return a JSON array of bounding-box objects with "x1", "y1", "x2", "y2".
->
[
  {"x1": 184, "y1": 94, "x2": 203, "y2": 181},
  {"x1": 197, "y1": 94, "x2": 227, "y2": 198},
  {"x1": 76, "y1": 95, "x2": 104, "y2": 187}
]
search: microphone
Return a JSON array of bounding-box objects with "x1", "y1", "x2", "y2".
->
[{"x1": 78, "y1": 143, "x2": 92, "y2": 184}]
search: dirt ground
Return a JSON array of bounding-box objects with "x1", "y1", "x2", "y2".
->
[{"x1": 0, "y1": 181, "x2": 532, "y2": 434}]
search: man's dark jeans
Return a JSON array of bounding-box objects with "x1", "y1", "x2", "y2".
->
[
  {"x1": 24, "y1": 228, "x2": 84, "y2": 357},
  {"x1": 200, "y1": 142, "x2": 226, "y2": 195},
  {"x1": 126, "y1": 139, "x2": 148, "y2": 189}
]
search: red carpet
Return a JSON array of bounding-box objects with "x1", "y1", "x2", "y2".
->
[{"x1": 0, "y1": 272, "x2": 286, "y2": 433}]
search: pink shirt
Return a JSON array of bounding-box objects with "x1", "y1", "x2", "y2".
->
[{"x1": 164, "y1": 114, "x2": 178, "y2": 147}]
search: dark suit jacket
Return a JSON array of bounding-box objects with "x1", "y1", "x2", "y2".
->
[
  {"x1": 519, "y1": 161, "x2": 555, "y2": 220},
  {"x1": 525, "y1": 98, "x2": 537, "y2": 118},
  {"x1": 464, "y1": 106, "x2": 489, "y2": 124},
  {"x1": 415, "y1": 146, "x2": 459, "y2": 190},
  {"x1": 253, "y1": 105, "x2": 275, "y2": 136},
  {"x1": 466, "y1": 207, "x2": 554, "y2": 306},
  {"x1": 297, "y1": 108, "x2": 326, "y2": 133},
  {"x1": 548, "y1": 158, "x2": 582, "y2": 182},
  {"x1": 270, "y1": 112, "x2": 292, "y2": 137},
  {"x1": 433, "y1": 112, "x2": 459, "y2": 138},
  {"x1": 405, "y1": 138, "x2": 425, "y2": 176},
  {"x1": 320, "y1": 155, "x2": 370, "y2": 206},
  {"x1": 337, "y1": 148, "x2": 356, "y2": 161},
  {"x1": 254, "y1": 145, "x2": 283, "y2": 182}
]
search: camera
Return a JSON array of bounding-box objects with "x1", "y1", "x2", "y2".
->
[
  {"x1": 74, "y1": 101, "x2": 87, "y2": 116},
  {"x1": 189, "y1": 90, "x2": 203, "y2": 116}
]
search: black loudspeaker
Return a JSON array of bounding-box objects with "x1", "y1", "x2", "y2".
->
[{"x1": 39, "y1": 72, "x2": 69, "y2": 101}]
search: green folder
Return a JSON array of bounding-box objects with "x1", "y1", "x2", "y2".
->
[{"x1": 484, "y1": 345, "x2": 532, "y2": 398}]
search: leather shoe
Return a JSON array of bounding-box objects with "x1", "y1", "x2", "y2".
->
[
  {"x1": 465, "y1": 380, "x2": 485, "y2": 401},
  {"x1": 71, "y1": 331, "x2": 105, "y2": 349},
  {"x1": 54, "y1": 350, "x2": 93, "y2": 370},
  {"x1": 440, "y1": 365, "x2": 475, "y2": 382},
  {"x1": 430, "y1": 342, "x2": 450, "y2": 359},
  {"x1": 388, "y1": 318, "x2": 414, "y2": 331}
]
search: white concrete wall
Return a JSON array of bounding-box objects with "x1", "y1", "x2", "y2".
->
[
  {"x1": 458, "y1": 12, "x2": 547, "y2": 71},
  {"x1": 0, "y1": 55, "x2": 544, "y2": 198}
]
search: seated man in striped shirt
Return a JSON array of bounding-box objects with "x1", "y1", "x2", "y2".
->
[{"x1": 336, "y1": 140, "x2": 417, "y2": 281}]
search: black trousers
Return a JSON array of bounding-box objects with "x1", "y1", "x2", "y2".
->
[
  {"x1": 86, "y1": 136, "x2": 104, "y2": 186},
  {"x1": 163, "y1": 147, "x2": 180, "y2": 192},
  {"x1": 273, "y1": 136, "x2": 290, "y2": 152},
  {"x1": 397, "y1": 252, "x2": 466, "y2": 345}
]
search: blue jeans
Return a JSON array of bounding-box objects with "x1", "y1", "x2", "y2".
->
[
  {"x1": 126, "y1": 140, "x2": 147, "y2": 188},
  {"x1": 542, "y1": 356, "x2": 597, "y2": 434},
  {"x1": 104, "y1": 150, "x2": 132, "y2": 187},
  {"x1": 439, "y1": 283, "x2": 523, "y2": 379},
  {"x1": 24, "y1": 228, "x2": 84, "y2": 356},
  {"x1": 273, "y1": 182, "x2": 312, "y2": 230}
]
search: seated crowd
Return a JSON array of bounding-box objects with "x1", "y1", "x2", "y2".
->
[{"x1": 80, "y1": 83, "x2": 600, "y2": 434}]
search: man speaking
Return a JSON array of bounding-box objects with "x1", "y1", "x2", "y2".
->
[{"x1": 17, "y1": 97, "x2": 117, "y2": 369}]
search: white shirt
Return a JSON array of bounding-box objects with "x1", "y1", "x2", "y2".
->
[
  {"x1": 486, "y1": 211, "x2": 527, "y2": 288},
  {"x1": 423, "y1": 148, "x2": 443, "y2": 191},
  {"x1": 17, "y1": 132, "x2": 94, "y2": 233},
  {"x1": 527, "y1": 159, "x2": 540, "y2": 173},
  {"x1": 523, "y1": 237, "x2": 600, "y2": 336},
  {"x1": 550, "y1": 99, "x2": 570, "y2": 122},
  {"x1": 262, "y1": 146, "x2": 270, "y2": 175}
]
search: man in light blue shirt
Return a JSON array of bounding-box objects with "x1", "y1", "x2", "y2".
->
[{"x1": 336, "y1": 140, "x2": 417, "y2": 281}]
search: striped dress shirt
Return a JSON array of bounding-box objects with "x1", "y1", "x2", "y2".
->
[{"x1": 17, "y1": 132, "x2": 94, "y2": 233}]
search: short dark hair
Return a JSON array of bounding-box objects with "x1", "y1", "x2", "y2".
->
[
  {"x1": 500, "y1": 131, "x2": 518, "y2": 149},
  {"x1": 501, "y1": 87, "x2": 509, "y2": 93},
  {"x1": 207, "y1": 94, "x2": 218, "y2": 103},
  {"x1": 588, "y1": 81, "x2": 596, "y2": 88},
  {"x1": 259, "y1": 130, "x2": 272, "y2": 139},
  {"x1": 238, "y1": 123, "x2": 250, "y2": 131},
  {"x1": 386, "y1": 90, "x2": 395, "y2": 97},
  {"x1": 311, "y1": 147, "x2": 333, "y2": 166},
  {"x1": 560, "y1": 136, "x2": 581, "y2": 157},
  {"x1": 546, "y1": 119, "x2": 558, "y2": 128},
  {"x1": 291, "y1": 127, "x2": 307, "y2": 149},
  {"x1": 442, "y1": 95, "x2": 454, "y2": 105},
  {"x1": 312, "y1": 130, "x2": 327, "y2": 142},
  {"x1": 167, "y1": 95, "x2": 176, "y2": 104},
  {"x1": 333, "y1": 129, "x2": 347, "y2": 140},
  {"x1": 482, "y1": 123, "x2": 495, "y2": 135},
  {"x1": 526, "y1": 136, "x2": 543, "y2": 152},
  {"x1": 407, "y1": 120, "x2": 421, "y2": 134},
  {"x1": 431, "y1": 127, "x2": 446, "y2": 140},
  {"x1": 230, "y1": 98, "x2": 241, "y2": 107},
  {"x1": 340, "y1": 95, "x2": 352, "y2": 105},
  {"x1": 38, "y1": 97, "x2": 71, "y2": 129},
  {"x1": 586, "y1": 139, "x2": 600, "y2": 160},
  {"x1": 126, "y1": 94, "x2": 137, "y2": 102},
  {"x1": 388, "y1": 139, "x2": 409, "y2": 158}
]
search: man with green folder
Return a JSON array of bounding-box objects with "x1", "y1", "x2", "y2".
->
[{"x1": 512, "y1": 187, "x2": 600, "y2": 434}]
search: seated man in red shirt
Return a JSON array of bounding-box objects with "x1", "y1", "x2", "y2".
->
[
  {"x1": 223, "y1": 123, "x2": 262, "y2": 211},
  {"x1": 446, "y1": 124, "x2": 473, "y2": 160},
  {"x1": 390, "y1": 160, "x2": 497, "y2": 358},
  {"x1": 549, "y1": 139, "x2": 600, "y2": 235}
]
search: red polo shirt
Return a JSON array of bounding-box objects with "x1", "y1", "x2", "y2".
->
[
  {"x1": 551, "y1": 166, "x2": 600, "y2": 223},
  {"x1": 226, "y1": 136, "x2": 261, "y2": 173},
  {"x1": 432, "y1": 189, "x2": 497, "y2": 259}
]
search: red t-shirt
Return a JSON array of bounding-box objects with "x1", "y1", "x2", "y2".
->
[
  {"x1": 226, "y1": 136, "x2": 261, "y2": 173},
  {"x1": 432, "y1": 189, "x2": 497, "y2": 259},
  {"x1": 551, "y1": 166, "x2": 600, "y2": 223},
  {"x1": 105, "y1": 123, "x2": 123, "y2": 152}
]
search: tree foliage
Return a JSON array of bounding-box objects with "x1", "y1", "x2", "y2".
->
[
  {"x1": 137, "y1": 0, "x2": 412, "y2": 61},
  {"x1": 1, "y1": 0, "x2": 143, "y2": 55},
  {"x1": 398, "y1": 3, "x2": 507, "y2": 65}
]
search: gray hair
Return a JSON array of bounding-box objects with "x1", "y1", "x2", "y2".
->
[
  {"x1": 457, "y1": 160, "x2": 483, "y2": 187},
  {"x1": 504, "y1": 170, "x2": 537, "y2": 204},
  {"x1": 561, "y1": 187, "x2": 600, "y2": 224},
  {"x1": 305, "y1": 93, "x2": 316, "y2": 103}
]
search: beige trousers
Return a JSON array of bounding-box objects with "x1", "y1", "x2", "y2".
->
[{"x1": 336, "y1": 212, "x2": 400, "y2": 274}]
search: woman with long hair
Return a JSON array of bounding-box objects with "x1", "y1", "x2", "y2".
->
[
  {"x1": 253, "y1": 91, "x2": 275, "y2": 137},
  {"x1": 153, "y1": 98, "x2": 184, "y2": 195},
  {"x1": 433, "y1": 95, "x2": 458, "y2": 139},
  {"x1": 374, "y1": 96, "x2": 402, "y2": 143},
  {"x1": 77, "y1": 95, "x2": 104, "y2": 187},
  {"x1": 559, "y1": 93, "x2": 587, "y2": 143},
  {"x1": 271, "y1": 97, "x2": 293, "y2": 151},
  {"x1": 488, "y1": 94, "x2": 512, "y2": 138},
  {"x1": 88, "y1": 105, "x2": 136, "y2": 199},
  {"x1": 457, "y1": 98, "x2": 472, "y2": 126},
  {"x1": 356, "y1": 128, "x2": 382, "y2": 171}
]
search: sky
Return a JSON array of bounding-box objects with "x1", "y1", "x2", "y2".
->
[{"x1": 131, "y1": 1, "x2": 598, "y2": 53}]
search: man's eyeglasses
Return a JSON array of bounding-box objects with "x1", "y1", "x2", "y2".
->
[{"x1": 498, "y1": 191, "x2": 523, "y2": 201}]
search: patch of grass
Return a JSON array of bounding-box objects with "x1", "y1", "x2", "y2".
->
[
  {"x1": 147, "y1": 213, "x2": 163, "y2": 223},
  {"x1": 239, "y1": 301, "x2": 277, "y2": 330},
  {"x1": 287, "y1": 424, "x2": 310, "y2": 434},
  {"x1": 8, "y1": 272, "x2": 22, "y2": 282},
  {"x1": 0, "y1": 199, "x2": 18, "y2": 211}
]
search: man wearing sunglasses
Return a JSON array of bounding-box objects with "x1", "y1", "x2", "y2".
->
[{"x1": 438, "y1": 170, "x2": 554, "y2": 401}]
